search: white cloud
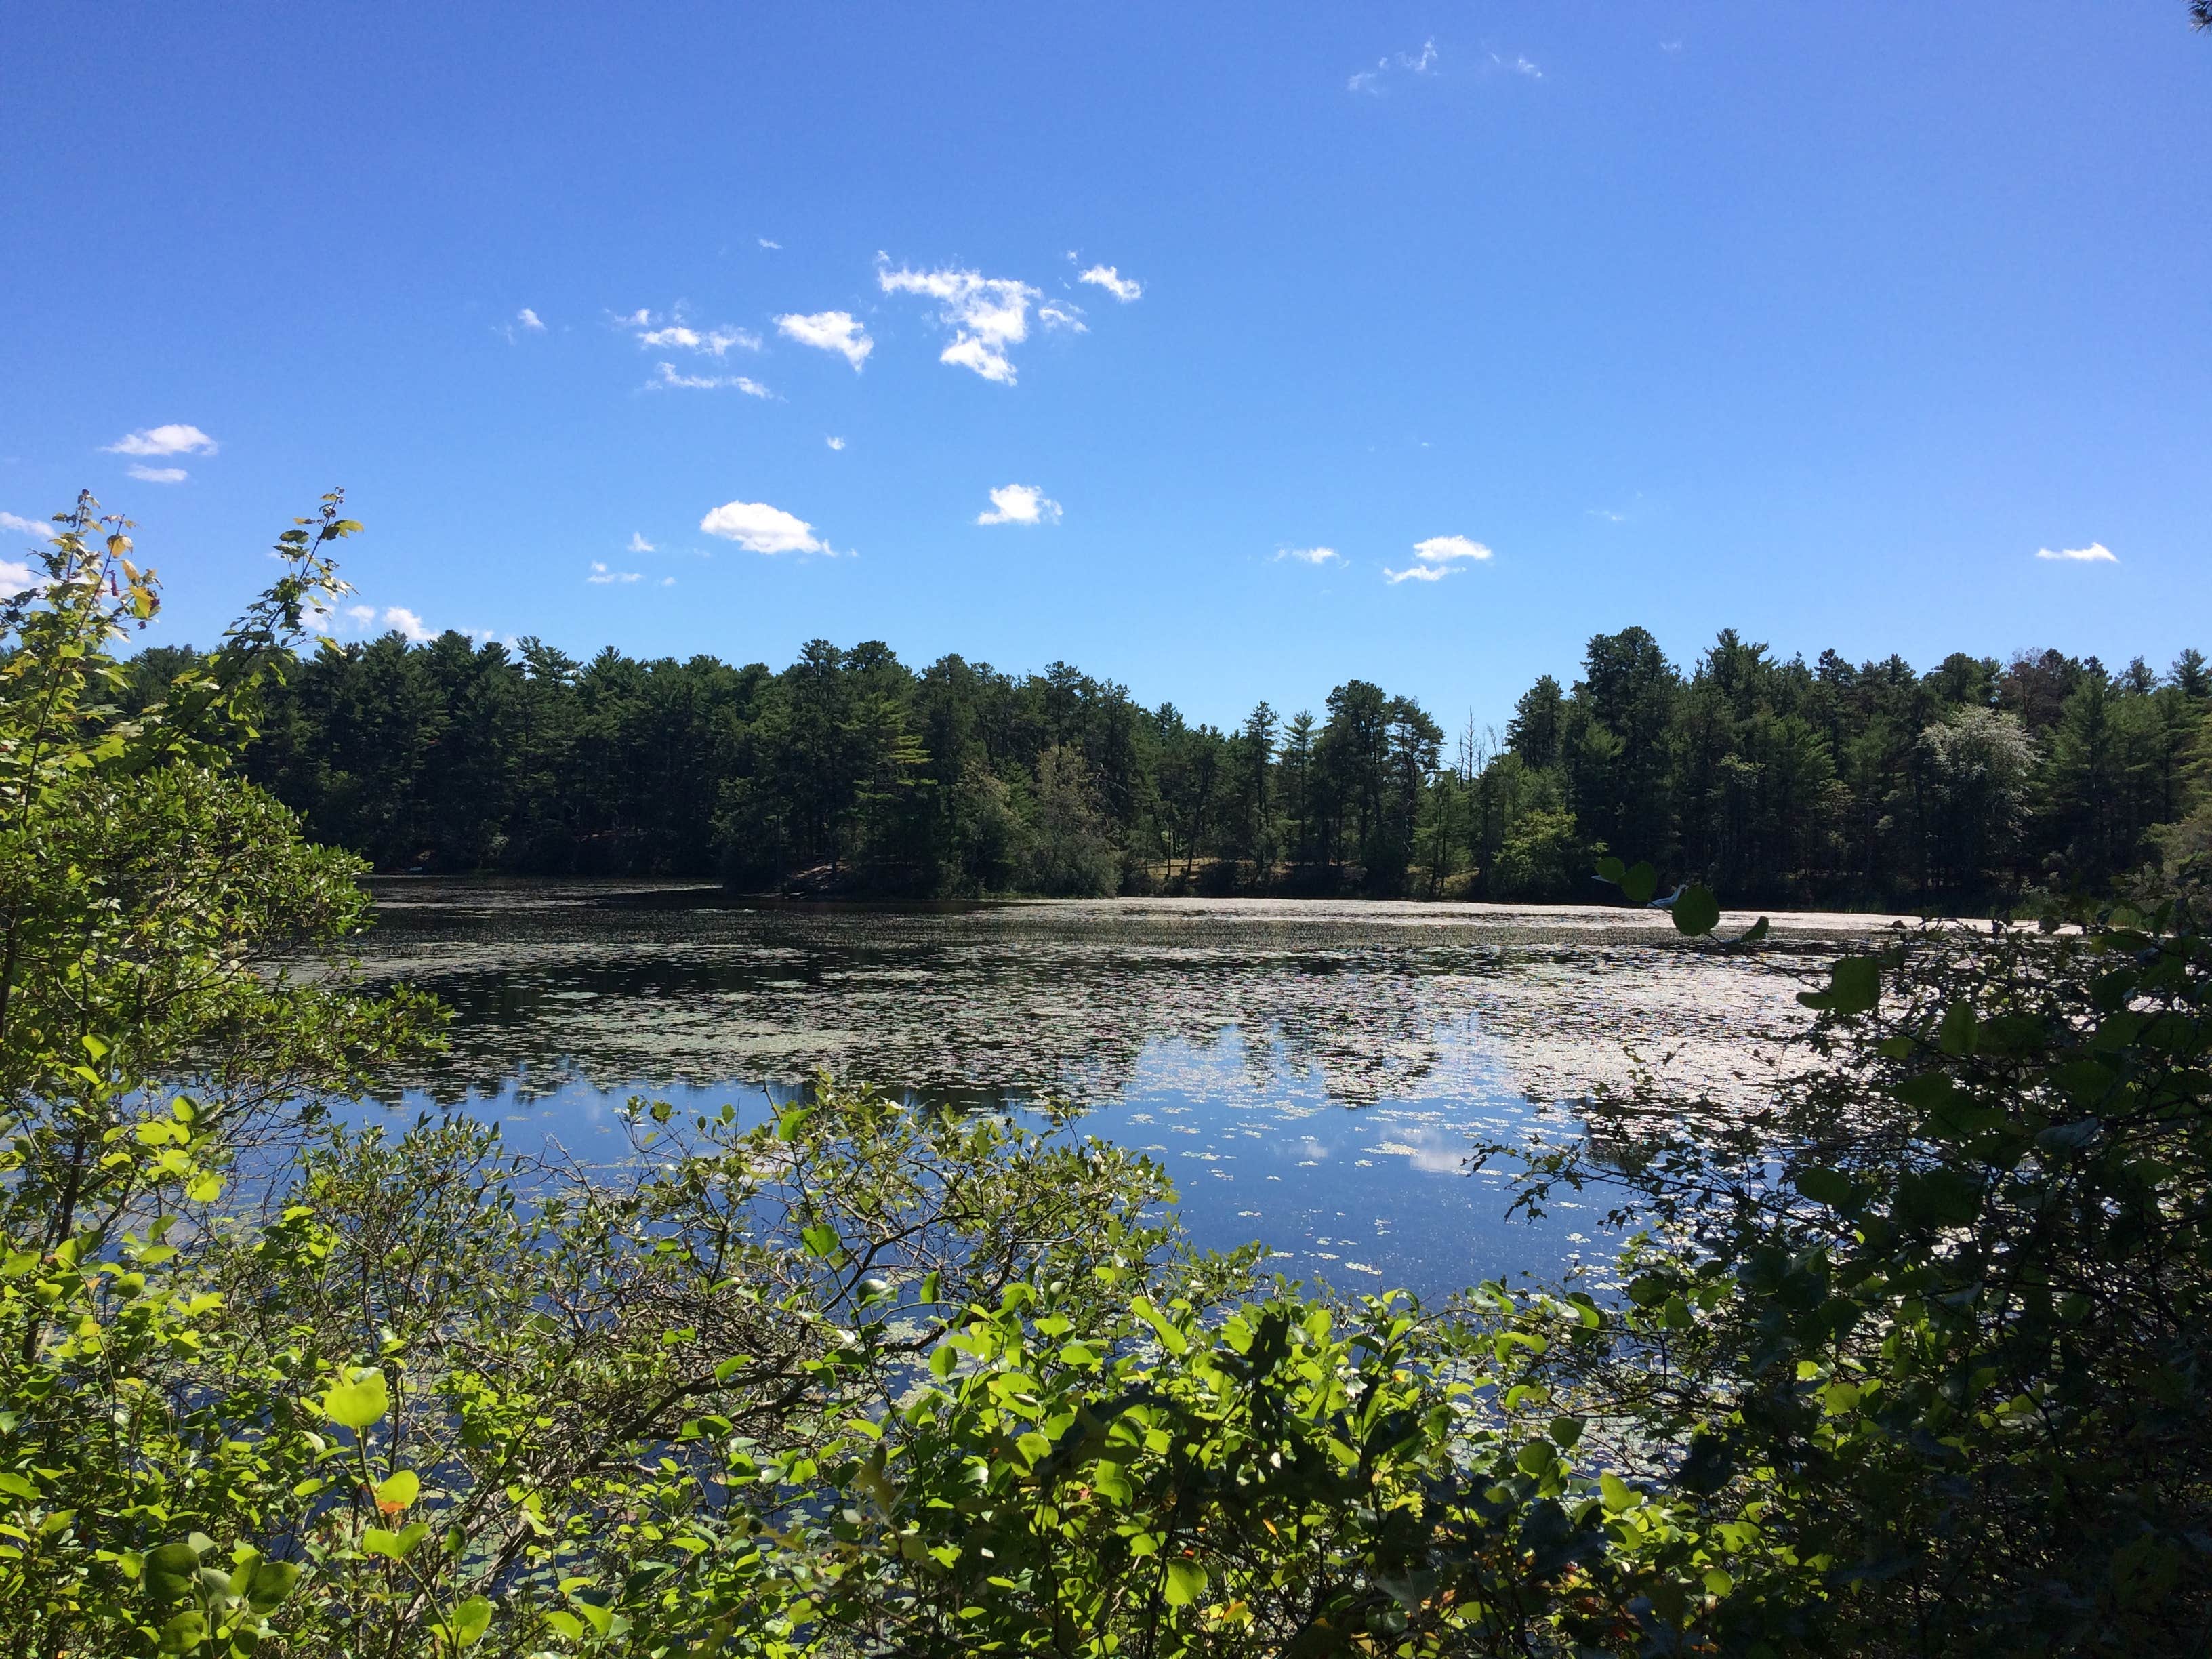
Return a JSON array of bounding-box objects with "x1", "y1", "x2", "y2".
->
[
  {"x1": 1414, "y1": 534, "x2": 1493, "y2": 565},
  {"x1": 1513, "y1": 54, "x2": 1542, "y2": 78},
  {"x1": 587, "y1": 561, "x2": 643, "y2": 585},
  {"x1": 976, "y1": 483, "x2": 1062, "y2": 527},
  {"x1": 127, "y1": 464, "x2": 188, "y2": 484},
  {"x1": 105, "y1": 424, "x2": 218, "y2": 457},
  {"x1": 637, "y1": 323, "x2": 759, "y2": 356},
  {"x1": 0, "y1": 560, "x2": 33, "y2": 598},
  {"x1": 1038, "y1": 302, "x2": 1088, "y2": 333},
  {"x1": 775, "y1": 310, "x2": 874, "y2": 370},
  {"x1": 825, "y1": 436, "x2": 846, "y2": 451},
  {"x1": 1275, "y1": 546, "x2": 1340, "y2": 565},
  {"x1": 384, "y1": 607, "x2": 434, "y2": 642},
  {"x1": 1385, "y1": 534, "x2": 1493, "y2": 583},
  {"x1": 1350, "y1": 39, "x2": 1436, "y2": 93},
  {"x1": 1, "y1": 512, "x2": 50, "y2": 539},
  {"x1": 345, "y1": 603, "x2": 377, "y2": 625},
  {"x1": 661, "y1": 575, "x2": 676, "y2": 586},
  {"x1": 647, "y1": 363, "x2": 773, "y2": 396},
  {"x1": 617, "y1": 308, "x2": 758, "y2": 356},
  {"x1": 700, "y1": 499, "x2": 830, "y2": 555},
  {"x1": 1078, "y1": 264, "x2": 1143, "y2": 303},
  {"x1": 517, "y1": 307, "x2": 546, "y2": 331},
  {"x1": 877, "y1": 258, "x2": 1044, "y2": 384},
  {"x1": 2036, "y1": 541, "x2": 2117, "y2": 564},
  {"x1": 758, "y1": 237, "x2": 781, "y2": 250},
  {"x1": 627, "y1": 532, "x2": 655, "y2": 554}
]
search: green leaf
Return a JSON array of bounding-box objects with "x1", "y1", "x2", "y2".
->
[
  {"x1": 1599, "y1": 1472, "x2": 1637, "y2": 1513},
  {"x1": 1162, "y1": 1558, "x2": 1208, "y2": 1606},
  {"x1": 1620, "y1": 861, "x2": 1658, "y2": 905},
  {"x1": 1671, "y1": 884, "x2": 1720, "y2": 937},
  {"x1": 1595, "y1": 856, "x2": 1626, "y2": 885},
  {"x1": 1896, "y1": 1168, "x2": 1983, "y2": 1229},
  {"x1": 441, "y1": 1595, "x2": 493, "y2": 1650},
  {"x1": 928, "y1": 1343, "x2": 959, "y2": 1378},
  {"x1": 798, "y1": 1223, "x2": 841, "y2": 1259},
  {"x1": 1938, "y1": 998, "x2": 1979, "y2": 1056},
  {"x1": 157, "y1": 1610, "x2": 208, "y2": 1654},
  {"x1": 1730, "y1": 916, "x2": 1770, "y2": 948},
  {"x1": 247, "y1": 1559, "x2": 300, "y2": 1611},
  {"x1": 1800, "y1": 956, "x2": 1880, "y2": 1016},
  {"x1": 322, "y1": 1367, "x2": 388, "y2": 1431},
  {"x1": 373, "y1": 1469, "x2": 419, "y2": 1512},
  {"x1": 1132, "y1": 1298, "x2": 1189, "y2": 1356},
  {"x1": 144, "y1": 1541, "x2": 203, "y2": 1603},
  {"x1": 1548, "y1": 1415, "x2": 1585, "y2": 1449},
  {"x1": 1796, "y1": 1166, "x2": 1856, "y2": 1210}
]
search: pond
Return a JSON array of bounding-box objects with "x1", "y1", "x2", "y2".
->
[{"x1": 344, "y1": 880, "x2": 1906, "y2": 1301}]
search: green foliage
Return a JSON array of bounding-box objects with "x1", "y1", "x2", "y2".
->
[
  {"x1": 188, "y1": 617, "x2": 2212, "y2": 906},
  {"x1": 16, "y1": 494, "x2": 2212, "y2": 1655}
]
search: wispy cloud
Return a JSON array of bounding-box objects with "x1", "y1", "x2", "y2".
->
[
  {"x1": 587, "y1": 561, "x2": 644, "y2": 585},
  {"x1": 877, "y1": 258, "x2": 1045, "y2": 384},
  {"x1": 640, "y1": 324, "x2": 759, "y2": 356},
  {"x1": 2036, "y1": 541, "x2": 2117, "y2": 564},
  {"x1": 384, "y1": 606, "x2": 434, "y2": 642},
  {"x1": 825, "y1": 436, "x2": 846, "y2": 451},
  {"x1": 758, "y1": 237, "x2": 781, "y2": 251},
  {"x1": 1350, "y1": 38, "x2": 1437, "y2": 93},
  {"x1": 105, "y1": 424, "x2": 218, "y2": 457},
  {"x1": 627, "y1": 532, "x2": 655, "y2": 554},
  {"x1": 775, "y1": 310, "x2": 874, "y2": 370},
  {"x1": 127, "y1": 464, "x2": 188, "y2": 484},
  {"x1": 976, "y1": 483, "x2": 1062, "y2": 527},
  {"x1": 647, "y1": 363, "x2": 773, "y2": 396},
  {"x1": 620, "y1": 308, "x2": 760, "y2": 356},
  {"x1": 700, "y1": 499, "x2": 833, "y2": 555},
  {"x1": 1078, "y1": 264, "x2": 1143, "y2": 302},
  {"x1": 345, "y1": 604, "x2": 376, "y2": 626},
  {"x1": 1275, "y1": 546, "x2": 1340, "y2": 565},
  {"x1": 0, "y1": 512, "x2": 49, "y2": 540},
  {"x1": 1385, "y1": 534, "x2": 1493, "y2": 584},
  {"x1": 1037, "y1": 302, "x2": 1087, "y2": 333},
  {"x1": 517, "y1": 307, "x2": 546, "y2": 331}
]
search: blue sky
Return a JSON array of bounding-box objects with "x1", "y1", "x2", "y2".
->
[{"x1": 3, "y1": 5, "x2": 2207, "y2": 731}]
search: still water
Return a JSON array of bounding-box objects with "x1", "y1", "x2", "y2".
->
[{"x1": 346, "y1": 880, "x2": 1902, "y2": 1300}]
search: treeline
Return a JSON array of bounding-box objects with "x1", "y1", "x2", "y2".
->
[{"x1": 127, "y1": 623, "x2": 2212, "y2": 907}]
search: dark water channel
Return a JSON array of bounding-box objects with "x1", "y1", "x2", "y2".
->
[{"x1": 342, "y1": 880, "x2": 1903, "y2": 1300}]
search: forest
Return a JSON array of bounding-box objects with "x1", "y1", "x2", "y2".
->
[{"x1": 129, "y1": 622, "x2": 2212, "y2": 909}]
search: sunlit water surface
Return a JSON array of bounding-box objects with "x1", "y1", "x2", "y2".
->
[{"x1": 336, "y1": 881, "x2": 1908, "y2": 1300}]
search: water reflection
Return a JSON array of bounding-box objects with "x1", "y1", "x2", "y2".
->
[{"x1": 345, "y1": 880, "x2": 1895, "y2": 1298}]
